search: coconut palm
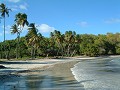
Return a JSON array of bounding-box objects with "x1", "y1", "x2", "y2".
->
[
  {"x1": 0, "y1": 3, "x2": 11, "y2": 58},
  {"x1": 55, "y1": 30, "x2": 64, "y2": 55},
  {"x1": 14, "y1": 13, "x2": 29, "y2": 58},
  {"x1": 11, "y1": 24, "x2": 20, "y2": 59},
  {"x1": 26, "y1": 23, "x2": 42, "y2": 59},
  {"x1": 51, "y1": 30, "x2": 64, "y2": 56},
  {"x1": 0, "y1": 3, "x2": 11, "y2": 42},
  {"x1": 64, "y1": 31, "x2": 76, "y2": 56},
  {"x1": 15, "y1": 13, "x2": 29, "y2": 32}
]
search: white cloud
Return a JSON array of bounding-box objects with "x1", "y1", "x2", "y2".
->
[
  {"x1": 10, "y1": 5, "x2": 18, "y2": 11},
  {"x1": 10, "y1": 3, "x2": 28, "y2": 11},
  {"x1": 8, "y1": 0, "x2": 20, "y2": 3},
  {"x1": 19, "y1": 3, "x2": 28, "y2": 10},
  {"x1": 37, "y1": 24, "x2": 55, "y2": 33},
  {"x1": 77, "y1": 21, "x2": 88, "y2": 27},
  {"x1": 105, "y1": 18, "x2": 120, "y2": 24},
  {"x1": 19, "y1": 5, "x2": 27, "y2": 10}
]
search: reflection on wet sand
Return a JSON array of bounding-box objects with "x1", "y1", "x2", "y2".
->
[{"x1": 0, "y1": 61, "x2": 84, "y2": 90}]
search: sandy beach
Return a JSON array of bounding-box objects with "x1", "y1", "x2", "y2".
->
[
  {"x1": 0, "y1": 58, "x2": 84, "y2": 90},
  {"x1": 1, "y1": 59, "x2": 65, "y2": 70},
  {"x1": 0, "y1": 55, "x2": 120, "y2": 90},
  {"x1": 1, "y1": 55, "x2": 120, "y2": 71}
]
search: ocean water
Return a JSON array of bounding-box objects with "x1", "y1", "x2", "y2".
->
[{"x1": 71, "y1": 57, "x2": 120, "y2": 90}]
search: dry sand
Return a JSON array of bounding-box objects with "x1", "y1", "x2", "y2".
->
[
  {"x1": 1, "y1": 59, "x2": 66, "y2": 70},
  {"x1": 1, "y1": 55, "x2": 120, "y2": 74},
  {"x1": 2, "y1": 55, "x2": 120, "y2": 71}
]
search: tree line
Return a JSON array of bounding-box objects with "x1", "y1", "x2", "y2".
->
[
  {"x1": 1, "y1": 31, "x2": 120, "y2": 59},
  {"x1": 0, "y1": 3, "x2": 120, "y2": 60}
]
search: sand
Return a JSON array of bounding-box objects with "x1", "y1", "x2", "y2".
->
[
  {"x1": 15, "y1": 60, "x2": 83, "y2": 89},
  {"x1": 1, "y1": 55, "x2": 120, "y2": 89},
  {"x1": 1, "y1": 55, "x2": 120, "y2": 71},
  {"x1": 0, "y1": 58, "x2": 84, "y2": 89},
  {"x1": 1, "y1": 59, "x2": 65, "y2": 70}
]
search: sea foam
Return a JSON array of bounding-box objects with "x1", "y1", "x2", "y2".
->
[{"x1": 71, "y1": 58, "x2": 120, "y2": 90}]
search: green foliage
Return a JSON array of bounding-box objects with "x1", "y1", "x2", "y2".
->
[{"x1": 1, "y1": 31, "x2": 120, "y2": 59}]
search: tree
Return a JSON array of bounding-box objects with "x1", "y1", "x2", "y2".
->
[
  {"x1": 64, "y1": 31, "x2": 76, "y2": 56},
  {"x1": 14, "y1": 13, "x2": 29, "y2": 40},
  {"x1": 80, "y1": 34, "x2": 98, "y2": 56},
  {"x1": 51, "y1": 30, "x2": 64, "y2": 56},
  {"x1": 26, "y1": 23, "x2": 42, "y2": 59},
  {"x1": 0, "y1": 3, "x2": 11, "y2": 42},
  {"x1": 14, "y1": 13, "x2": 29, "y2": 58},
  {"x1": 11, "y1": 24, "x2": 20, "y2": 59},
  {"x1": 15, "y1": 13, "x2": 29, "y2": 31},
  {"x1": 0, "y1": 3, "x2": 11, "y2": 59}
]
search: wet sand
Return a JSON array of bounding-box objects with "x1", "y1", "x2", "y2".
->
[
  {"x1": 17, "y1": 60, "x2": 84, "y2": 90},
  {"x1": 0, "y1": 59, "x2": 84, "y2": 90}
]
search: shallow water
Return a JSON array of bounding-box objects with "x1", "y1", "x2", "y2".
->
[
  {"x1": 71, "y1": 57, "x2": 120, "y2": 90},
  {"x1": 0, "y1": 60, "x2": 84, "y2": 90}
]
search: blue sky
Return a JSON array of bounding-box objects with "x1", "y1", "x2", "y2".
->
[{"x1": 0, "y1": 0, "x2": 120, "y2": 41}]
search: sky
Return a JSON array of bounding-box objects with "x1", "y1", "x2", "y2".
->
[{"x1": 0, "y1": 0, "x2": 120, "y2": 41}]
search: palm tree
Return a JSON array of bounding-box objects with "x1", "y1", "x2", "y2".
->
[
  {"x1": 64, "y1": 31, "x2": 76, "y2": 56},
  {"x1": 26, "y1": 23, "x2": 42, "y2": 59},
  {"x1": 15, "y1": 13, "x2": 29, "y2": 31},
  {"x1": 0, "y1": 3, "x2": 11, "y2": 58},
  {"x1": 11, "y1": 24, "x2": 20, "y2": 59},
  {"x1": 52, "y1": 30, "x2": 64, "y2": 56},
  {"x1": 0, "y1": 3, "x2": 11, "y2": 42},
  {"x1": 14, "y1": 13, "x2": 29, "y2": 58}
]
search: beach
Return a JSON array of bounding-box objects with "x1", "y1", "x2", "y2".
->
[
  {"x1": 0, "y1": 55, "x2": 120, "y2": 90},
  {"x1": 0, "y1": 58, "x2": 84, "y2": 90}
]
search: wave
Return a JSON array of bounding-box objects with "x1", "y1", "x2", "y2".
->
[{"x1": 71, "y1": 58, "x2": 120, "y2": 90}]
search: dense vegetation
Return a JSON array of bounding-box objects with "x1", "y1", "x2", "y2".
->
[
  {"x1": 0, "y1": 31, "x2": 120, "y2": 59},
  {"x1": 0, "y1": 3, "x2": 120, "y2": 60}
]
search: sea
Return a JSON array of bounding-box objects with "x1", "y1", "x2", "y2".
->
[{"x1": 71, "y1": 57, "x2": 120, "y2": 90}]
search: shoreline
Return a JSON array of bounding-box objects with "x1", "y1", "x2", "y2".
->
[
  {"x1": 1, "y1": 55, "x2": 120, "y2": 71},
  {"x1": 1, "y1": 55, "x2": 120, "y2": 89},
  {"x1": 0, "y1": 59, "x2": 83, "y2": 90}
]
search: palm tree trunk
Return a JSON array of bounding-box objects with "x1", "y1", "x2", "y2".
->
[
  {"x1": 17, "y1": 26, "x2": 23, "y2": 59},
  {"x1": 71, "y1": 50, "x2": 76, "y2": 57},
  {"x1": 16, "y1": 33, "x2": 20, "y2": 59},
  {"x1": 4, "y1": 17, "x2": 5, "y2": 42},
  {"x1": 3, "y1": 17, "x2": 7, "y2": 59}
]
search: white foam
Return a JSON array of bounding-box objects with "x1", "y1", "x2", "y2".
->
[{"x1": 71, "y1": 59, "x2": 120, "y2": 90}]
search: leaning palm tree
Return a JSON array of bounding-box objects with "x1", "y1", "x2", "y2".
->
[
  {"x1": 11, "y1": 24, "x2": 20, "y2": 59},
  {"x1": 0, "y1": 3, "x2": 11, "y2": 58},
  {"x1": 26, "y1": 23, "x2": 42, "y2": 59}
]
